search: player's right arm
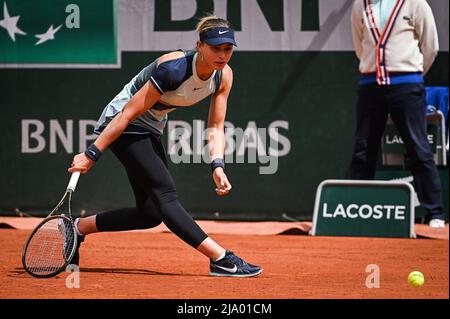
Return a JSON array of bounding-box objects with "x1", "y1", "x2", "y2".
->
[
  {"x1": 69, "y1": 51, "x2": 184, "y2": 174},
  {"x1": 93, "y1": 82, "x2": 161, "y2": 152},
  {"x1": 68, "y1": 81, "x2": 161, "y2": 174}
]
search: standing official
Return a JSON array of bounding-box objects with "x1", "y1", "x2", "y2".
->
[{"x1": 348, "y1": 0, "x2": 445, "y2": 228}]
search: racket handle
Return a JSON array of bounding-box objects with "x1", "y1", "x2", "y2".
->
[{"x1": 67, "y1": 171, "x2": 81, "y2": 192}]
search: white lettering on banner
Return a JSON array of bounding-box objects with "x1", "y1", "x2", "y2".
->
[
  {"x1": 22, "y1": 119, "x2": 45, "y2": 153},
  {"x1": 386, "y1": 134, "x2": 435, "y2": 145},
  {"x1": 21, "y1": 119, "x2": 97, "y2": 154},
  {"x1": 78, "y1": 120, "x2": 98, "y2": 151},
  {"x1": 65, "y1": 4, "x2": 80, "y2": 29},
  {"x1": 119, "y1": 0, "x2": 448, "y2": 52},
  {"x1": 166, "y1": 120, "x2": 290, "y2": 174},
  {"x1": 20, "y1": 119, "x2": 291, "y2": 174},
  {"x1": 167, "y1": 120, "x2": 193, "y2": 163},
  {"x1": 236, "y1": 121, "x2": 267, "y2": 159},
  {"x1": 50, "y1": 120, "x2": 73, "y2": 154},
  {"x1": 386, "y1": 136, "x2": 404, "y2": 145},
  {"x1": 269, "y1": 121, "x2": 291, "y2": 157},
  {"x1": 322, "y1": 203, "x2": 406, "y2": 220}
]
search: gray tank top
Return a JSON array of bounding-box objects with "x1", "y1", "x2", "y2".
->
[{"x1": 94, "y1": 50, "x2": 222, "y2": 137}]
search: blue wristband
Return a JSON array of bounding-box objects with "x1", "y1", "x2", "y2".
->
[
  {"x1": 85, "y1": 144, "x2": 102, "y2": 162},
  {"x1": 211, "y1": 158, "x2": 225, "y2": 172}
]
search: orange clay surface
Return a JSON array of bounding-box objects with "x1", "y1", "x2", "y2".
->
[{"x1": 0, "y1": 228, "x2": 448, "y2": 299}]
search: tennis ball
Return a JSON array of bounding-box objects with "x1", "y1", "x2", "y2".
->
[{"x1": 408, "y1": 271, "x2": 425, "y2": 288}]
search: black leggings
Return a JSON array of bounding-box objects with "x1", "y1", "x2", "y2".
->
[{"x1": 95, "y1": 134, "x2": 208, "y2": 248}]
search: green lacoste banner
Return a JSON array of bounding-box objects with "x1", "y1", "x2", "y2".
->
[
  {"x1": 311, "y1": 180, "x2": 415, "y2": 238},
  {"x1": 0, "y1": 0, "x2": 117, "y2": 65}
]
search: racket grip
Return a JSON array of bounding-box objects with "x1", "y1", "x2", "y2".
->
[{"x1": 67, "y1": 171, "x2": 81, "y2": 192}]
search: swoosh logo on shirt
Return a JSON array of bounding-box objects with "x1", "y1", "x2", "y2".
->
[
  {"x1": 218, "y1": 30, "x2": 229, "y2": 35},
  {"x1": 193, "y1": 87, "x2": 202, "y2": 91},
  {"x1": 215, "y1": 264, "x2": 237, "y2": 273}
]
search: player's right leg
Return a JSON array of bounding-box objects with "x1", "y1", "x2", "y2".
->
[{"x1": 71, "y1": 139, "x2": 165, "y2": 265}]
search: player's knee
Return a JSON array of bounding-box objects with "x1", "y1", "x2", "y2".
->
[
  {"x1": 156, "y1": 188, "x2": 178, "y2": 205},
  {"x1": 133, "y1": 207, "x2": 163, "y2": 229},
  {"x1": 137, "y1": 198, "x2": 163, "y2": 227},
  {"x1": 143, "y1": 218, "x2": 163, "y2": 229}
]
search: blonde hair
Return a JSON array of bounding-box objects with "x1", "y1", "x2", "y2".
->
[{"x1": 195, "y1": 14, "x2": 232, "y2": 34}]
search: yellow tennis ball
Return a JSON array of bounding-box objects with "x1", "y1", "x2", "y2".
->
[{"x1": 408, "y1": 271, "x2": 425, "y2": 287}]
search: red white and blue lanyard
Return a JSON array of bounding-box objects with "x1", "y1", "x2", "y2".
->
[{"x1": 364, "y1": 0, "x2": 406, "y2": 85}]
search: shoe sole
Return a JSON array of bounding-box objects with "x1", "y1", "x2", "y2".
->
[{"x1": 209, "y1": 268, "x2": 263, "y2": 278}]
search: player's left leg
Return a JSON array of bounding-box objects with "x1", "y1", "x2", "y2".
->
[{"x1": 123, "y1": 134, "x2": 262, "y2": 276}]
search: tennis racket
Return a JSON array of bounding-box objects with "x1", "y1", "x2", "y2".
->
[{"x1": 22, "y1": 172, "x2": 81, "y2": 278}]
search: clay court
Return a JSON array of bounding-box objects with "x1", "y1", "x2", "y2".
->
[{"x1": 0, "y1": 219, "x2": 448, "y2": 299}]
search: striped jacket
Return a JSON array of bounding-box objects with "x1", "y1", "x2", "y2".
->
[{"x1": 351, "y1": 0, "x2": 439, "y2": 85}]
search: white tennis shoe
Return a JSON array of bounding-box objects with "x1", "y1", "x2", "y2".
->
[{"x1": 429, "y1": 219, "x2": 445, "y2": 228}]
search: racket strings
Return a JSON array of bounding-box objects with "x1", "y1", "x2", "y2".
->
[{"x1": 24, "y1": 217, "x2": 76, "y2": 276}]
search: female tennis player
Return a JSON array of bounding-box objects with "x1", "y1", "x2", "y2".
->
[{"x1": 67, "y1": 15, "x2": 262, "y2": 277}]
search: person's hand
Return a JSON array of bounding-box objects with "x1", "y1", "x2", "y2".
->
[
  {"x1": 68, "y1": 152, "x2": 94, "y2": 174},
  {"x1": 212, "y1": 168, "x2": 232, "y2": 196}
]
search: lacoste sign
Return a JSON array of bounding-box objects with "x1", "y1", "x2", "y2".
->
[
  {"x1": 311, "y1": 180, "x2": 416, "y2": 238},
  {"x1": 321, "y1": 203, "x2": 406, "y2": 221}
]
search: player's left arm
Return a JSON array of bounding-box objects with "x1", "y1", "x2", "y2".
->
[{"x1": 207, "y1": 65, "x2": 233, "y2": 196}]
